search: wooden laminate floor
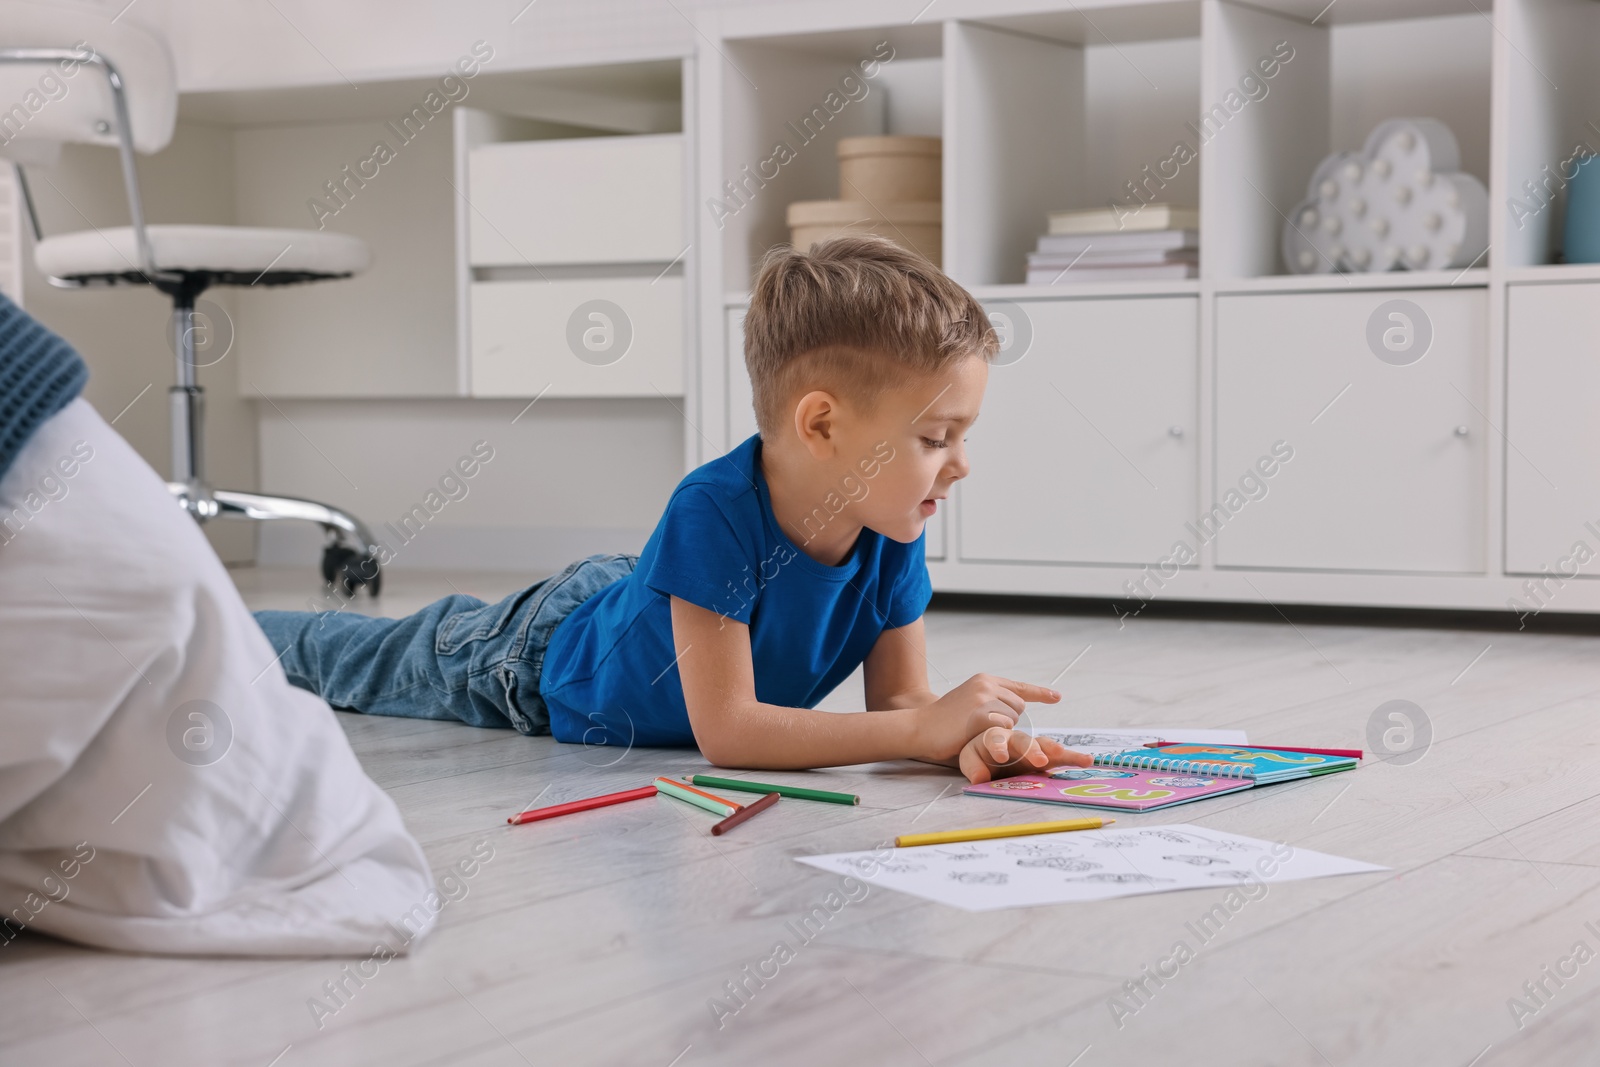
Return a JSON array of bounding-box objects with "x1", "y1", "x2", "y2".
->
[{"x1": 4, "y1": 567, "x2": 1599, "y2": 1066}]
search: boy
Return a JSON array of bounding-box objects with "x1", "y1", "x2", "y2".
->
[{"x1": 256, "y1": 236, "x2": 1086, "y2": 783}]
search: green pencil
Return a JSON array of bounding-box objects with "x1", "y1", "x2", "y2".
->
[{"x1": 686, "y1": 774, "x2": 860, "y2": 806}]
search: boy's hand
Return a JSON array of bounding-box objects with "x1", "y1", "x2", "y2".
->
[
  {"x1": 958, "y1": 728, "x2": 1093, "y2": 784},
  {"x1": 914, "y1": 673, "x2": 1062, "y2": 762}
]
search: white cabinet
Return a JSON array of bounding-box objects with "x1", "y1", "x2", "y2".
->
[
  {"x1": 1506, "y1": 282, "x2": 1600, "y2": 576},
  {"x1": 466, "y1": 131, "x2": 688, "y2": 398},
  {"x1": 1215, "y1": 288, "x2": 1487, "y2": 573},
  {"x1": 472, "y1": 277, "x2": 682, "y2": 397},
  {"x1": 959, "y1": 297, "x2": 1198, "y2": 565},
  {"x1": 467, "y1": 134, "x2": 683, "y2": 266}
]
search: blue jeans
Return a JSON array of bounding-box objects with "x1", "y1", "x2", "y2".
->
[{"x1": 255, "y1": 553, "x2": 638, "y2": 735}]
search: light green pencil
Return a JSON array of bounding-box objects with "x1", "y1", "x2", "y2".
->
[{"x1": 654, "y1": 776, "x2": 739, "y2": 816}]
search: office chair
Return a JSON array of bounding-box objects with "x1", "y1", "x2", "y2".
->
[{"x1": 0, "y1": 3, "x2": 383, "y2": 595}]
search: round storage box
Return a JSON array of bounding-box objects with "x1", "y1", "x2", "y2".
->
[
  {"x1": 786, "y1": 199, "x2": 942, "y2": 266},
  {"x1": 836, "y1": 135, "x2": 942, "y2": 202}
]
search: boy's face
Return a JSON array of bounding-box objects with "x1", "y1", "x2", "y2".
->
[{"x1": 840, "y1": 354, "x2": 988, "y2": 544}]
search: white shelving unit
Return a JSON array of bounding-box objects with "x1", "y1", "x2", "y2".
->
[{"x1": 694, "y1": 0, "x2": 1600, "y2": 614}]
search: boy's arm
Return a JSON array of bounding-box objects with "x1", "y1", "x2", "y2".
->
[
  {"x1": 670, "y1": 596, "x2": 1025, "y2": 769},
  {"x1": 861, "y1": 618, "x2": 940, "y2": 712},
  {"x1": 860, "y1": 618, "x2": 1091, "y2": 781}
]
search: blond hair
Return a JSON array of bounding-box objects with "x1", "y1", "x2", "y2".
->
[{"x1": 743, "y1": 235, "x2": 997, "y2": 439}]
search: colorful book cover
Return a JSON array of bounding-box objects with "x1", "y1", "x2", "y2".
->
[
  {"x1": 963, "y1": 766, "x2": 1255, "y2": 813},
  {"x1": 1093, "y1": 744, "x2": 1359, "y2": 784}
]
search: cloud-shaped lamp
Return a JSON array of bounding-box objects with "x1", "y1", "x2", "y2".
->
[{"x1": 1282, "y1": 118, "x2": 1488, "y2": 274}]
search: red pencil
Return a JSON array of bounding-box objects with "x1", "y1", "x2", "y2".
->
[
  {"x1": 1250, "y1": 744, "x2": 1363, "y2": 759},
  {"x1": 507, "y1": 785, "x2": 657, "y2": 825},
  {"x1": 1143, "y1": 741, "x2": 1362, "y2": 759},
  {"x1": 710, "y1": 792, "x2": 780, "y2": 836}
]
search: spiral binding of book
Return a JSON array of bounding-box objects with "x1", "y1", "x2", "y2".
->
[{"x1": 1093, "y1": 753, "x2": 1256, "y2": 779}]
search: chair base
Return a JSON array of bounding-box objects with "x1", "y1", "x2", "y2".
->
[{"x1": 168, "y1": 482, "x2": 383, "y2": 597}]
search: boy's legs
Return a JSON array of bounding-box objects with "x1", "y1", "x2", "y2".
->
[
  {"x1": 255, "y1": 553, "x2": 638, "y2": 735},
  {"x1": 256, "y1": 596, "x2": 524, "y2": 729}
]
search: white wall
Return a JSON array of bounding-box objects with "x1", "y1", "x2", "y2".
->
[{"x1": 255, "y1": 397, "x2": 683, "y2": 574}]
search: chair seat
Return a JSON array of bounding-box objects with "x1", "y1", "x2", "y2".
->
[{"x1": 35, "y1": 225, "x2": 371, "y2": 283}]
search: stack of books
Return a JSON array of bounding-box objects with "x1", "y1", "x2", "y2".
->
[{"x1": 1026, "y1": 204, "x2": 1199, "y2": 285}]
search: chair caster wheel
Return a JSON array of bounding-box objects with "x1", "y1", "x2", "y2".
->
[{"x1": 321, "y1": 544, "x2": 382, "y2": 597}]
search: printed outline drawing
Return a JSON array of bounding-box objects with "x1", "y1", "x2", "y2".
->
[
  {"x1": 949, "y1": 870, "x2": 1009, "y2": 885},
  {"x1": 1162, "y1": 854, "x2": 1229, "y2": 867},
  {"x1": 1016, "y1": 856, "x2": 1101, "y2": 872}
]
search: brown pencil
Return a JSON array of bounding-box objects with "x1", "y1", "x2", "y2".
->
[{"x1": 710, "y1": 791, "x2": 780, "y2": 835}]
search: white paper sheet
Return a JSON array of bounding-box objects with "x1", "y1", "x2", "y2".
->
[
  {"x1": 796, "y1": 824, "x2": 1387, "y2": 911},
  {"x1": 1027, "y1": 727, "x2": 1250, "y2": 758}
]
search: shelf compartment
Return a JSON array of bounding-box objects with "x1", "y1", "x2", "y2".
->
[
  {"x1": 715, "y1": 26, "x2": 941, "y2": 286},
  {"x1": 1204, "y1": 2, "x2": 1492, "y2": 279},
  {"x1": 946, "y1": 17, "x2": 1201, "y2": 288},
  {"x1": 1500, "y1": 0, "x2": 1600, "y2": 269}
]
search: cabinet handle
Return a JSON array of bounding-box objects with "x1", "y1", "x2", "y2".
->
[
  {"x1": 1454, "y1": 425, "x2": 1469, "y2": 437},
  {"x1": 1168, "y1": 426, "x2": 1184, "y2": 438}
]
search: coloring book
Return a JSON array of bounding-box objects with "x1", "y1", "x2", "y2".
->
[{"x1": 964, "y1": 766, "x2": 1255, "y2": 812}]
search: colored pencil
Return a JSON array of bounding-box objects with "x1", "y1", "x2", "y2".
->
[
  {"x1": 507, "y1": 785, "x2": 656, "y2": 825},
  {"x1": 686, "y1": 774, "x2": 859, "y2": 806},
  {"x1": 1142, "y1": 741, "x2": 1363, "y2": 759},
  {"x1": 895, "y1": 816, "x2": 1111, "y2": 848},
  {"x1": 710, "y1": 792, "x2": 781, "y2": 835},
  {"x1": 655, "y1": 777, "x2": 740, "y2": 816},
  {"x1": 1249, "y1": 744, "x2": 1363, "y2": 759}
]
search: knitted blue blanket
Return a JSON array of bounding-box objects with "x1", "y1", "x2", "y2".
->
[{"x1": 0, "y1": 292, "x2": 88, "y2": 484}]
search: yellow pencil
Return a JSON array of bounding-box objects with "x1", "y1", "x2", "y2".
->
[{"x1": 895, "y1": 816, "x2": 1112, "y2": 848}]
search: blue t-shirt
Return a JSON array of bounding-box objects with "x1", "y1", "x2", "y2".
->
[{"x1": 539, "y1": 433, "x2": 934, "y2": 748}]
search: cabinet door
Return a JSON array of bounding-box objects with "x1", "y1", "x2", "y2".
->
[
  {"x1": 1506, "y1": 282, "x2": 1600, "y2": 576},
  {"x1": 472, "y1": 277, "x2": 681, "y2": 397},
  {"x1": 959, "y1": 297, "x2": 1198, "y2": 565},
  {"x1": 1215, "y1": 289, "x2": 1486, "y2": 573}
]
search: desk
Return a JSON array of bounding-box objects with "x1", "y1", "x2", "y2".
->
[{"x1": 2, "y1": 568, "x2": 1595, "y2": 1065}]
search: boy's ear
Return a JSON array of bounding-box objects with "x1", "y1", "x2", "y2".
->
[{"x1": 793, "y1": 389, "x2": 842, "y2": 457}]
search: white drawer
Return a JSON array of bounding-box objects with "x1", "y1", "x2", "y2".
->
[
  {"x1": 467, "y1": 134, "x2": 683, "y2": 266},
  {"x1": 471, "y1": 277, "x2": 683, "y2": 398}
]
